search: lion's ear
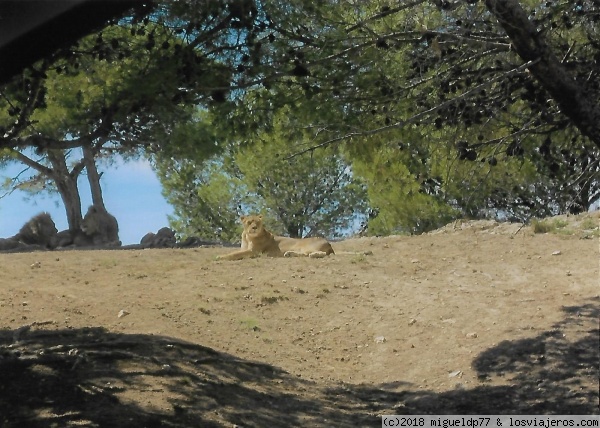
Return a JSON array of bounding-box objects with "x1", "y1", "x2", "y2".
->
[
  {"x1": 240, "y1": 215, "x2": 247, "y2": 222},
  {"x1": 258, "y1": 215, "x2": 263, "y2": 220}
]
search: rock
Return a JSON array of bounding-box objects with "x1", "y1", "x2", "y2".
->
[
  {"x1": 117, "y1": 309, "x2": 130, "y2": 318},
  {"x1": 551, "y1": 250, "x2": 561, "y2": 256},
  {"x1": 408, "y1": 318, "x2": 417, "y2": 325},
  {"x1": 140, "y1": 227, "x2": 176, "y2": 248},
  {"x1": 374, "y1": 336, "x2": 386, "y2": 344},
  {"x1": 448, "y1": 370, "x2": 462, "y2": 378},
  {"x1": 466, "y1": 332, "x2": 478, "y2": 339}
]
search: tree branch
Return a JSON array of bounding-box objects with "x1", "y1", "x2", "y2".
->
[
  {"x1": 9, "y1": 149, "x2": 53, "y2": 176},
  {"x1": 286, "y1": 60, "x2": 539, "y2": 159},
  {"x1": 485, "y1": 0, "x2": 600, "y2": 149},
  {"x1": 345, "y1": 0, "x2": 429, "y2": 33}
]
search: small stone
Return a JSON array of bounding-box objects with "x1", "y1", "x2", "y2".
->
[
  {"x1": 551, "y1": 250, "x2": 561, "y2": 256},
  {"x1": 117, "y1": 309, "x2": 130, "y2": 318},
  {"x1": 30, "y1": 262, "x2": 41, "y2": 269},
  {"x1": 466, "y1": 332, "x2": 478, "y2": 339},
  {"x1": 374, "y1": 336, "x2": 386, "y2": 344},
  {"x1": 411, "y1": 259, "x2": 420, "y2": 263},
  {"x1": 408, "y1": 318, "x2": 417, "y2": 325},
  {"x1": 448, "y1": 370, "x2": 462, "y2": 378}
]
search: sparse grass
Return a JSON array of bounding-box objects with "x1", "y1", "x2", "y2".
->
[
  {"x1": 554, "y1": 227, "x2": 575, "y2": 236},
  {"x1": 316, "y1": 288, "x2": 331, "y2": 299},
  {"x1": 98, "y1": 259, "x2": 118, "y2": 268},
  {"x1": 240, "y1": 317, "x2": 260, "y2": 331},
  {"x1": 260, "y1": 295, "x2": 287, "y2": 305},
  {"x1": 580, "y1": 217, "x2": 598, "y2": 230},
  {"x1": 350, "y1": 254, "x2": 367, "y2": 264},
  {"x1": 531, "y1": 220, "x2": 552, "y2": 234},
  {"x1": 553, "y1": 219, "x2": 569, "y2": 228},
  {"x1": 531, "y1": 216, "x2": 600, "y2": 236},
  {"x1": 532, "y1": 218, "x2": 572, "y2": 234}
]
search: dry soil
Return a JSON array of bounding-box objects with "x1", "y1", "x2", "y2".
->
[{"x1": 1, "y1": 212, "x2": 598, "y2": 427}]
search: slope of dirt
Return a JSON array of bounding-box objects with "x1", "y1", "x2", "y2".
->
[{"x1": 1, "y1": 212, "x2": 598, "y2": 426}]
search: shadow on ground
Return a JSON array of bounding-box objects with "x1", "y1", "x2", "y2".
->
[{"x1": 1, "y1": 299, "x2": 598, "y2": 427}]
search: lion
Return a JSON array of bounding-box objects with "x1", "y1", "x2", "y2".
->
[
  {"x1": 217, "y1": 215, "x2": 335, "y2": 261},
  {"x1": 0, "y1": 212, "x2": 58, "y2": 251},
  {"x1": 80, "y1": 205, "x2": 121, "y2": 246}
]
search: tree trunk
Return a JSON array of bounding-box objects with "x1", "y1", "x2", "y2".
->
[
  {"x1": 47, "y1": 151, "x2": 83, "y2": 230},
  {"x1": 485, "y1": 0, "x2": 600, "y2": 149},
  {"x1": 286, "y1": 223, "x2": 302, "y2": 238},
  {"x1": 55, "y1": 176, "x2": 83, "y2": 230},
  {"x1": 82, "y1": 144, "x2": 106, "y2": 210}
]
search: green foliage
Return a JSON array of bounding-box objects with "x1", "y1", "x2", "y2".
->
[
  {"x1": 154, "y1": 111, "x2": 247, "y2": 241},
  {"x1": 531, "y1": 218, "x2": 573, "y2": 235},
  {"x1": 0, "y1": 12, "x2": 241, "y2": 227},
  {"x1": 351, "y1": 142, "x2": 457, "y2": 235},
  {"x1": 233, "y1": 106, "x2": 367, "y2": 237},
  {"x1": 295, "y1": 1, "x2": 598, "y2": 219},
  {"x1": 156, "y1": 106, "x2": 368, "y2": 240},
  {"x1": 3, "y1": 0, "x2": 599, "y2": 237}
]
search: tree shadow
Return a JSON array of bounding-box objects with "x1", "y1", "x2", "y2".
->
[
  {"x1": 327, "y1": 298, "x2": 599, "y2": 416},
  {"x1": 1, "y1": 299, "x2": 597, "y2": 427}
]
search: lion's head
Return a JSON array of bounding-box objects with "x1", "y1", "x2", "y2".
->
[
  {"x1": 241, "y1": 215, "x2": 266, "y2": 238},
  {"x1": 18, "y1": 212, "x2": 58, "y2": 247}
]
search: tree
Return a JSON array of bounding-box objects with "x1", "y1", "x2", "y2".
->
[
  {"x1": 154, "y1": 113, "x2": 242, "y2": 242},
  {"x1": 485, "y1": 0, "x2": 600, "y2": 147},
  {"x1": 3, "y1": 1, "x2": 598, "y2": 235},
  {"x1": 156, "y1": 106, "x2": 367, "y2": 240},
  {"x1": 0, "y1": 3, "x2": 251, "y2": 230},
  {"x1": 234, "y1": 106, "x2": 367, "y2": 238},
  {"x1": 215, "y1": 0, "x2": 599, "y2": 228}
]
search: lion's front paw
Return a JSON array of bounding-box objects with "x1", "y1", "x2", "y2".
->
[{"x1": 308, "y1": 251, "x2": 327, "y2": 259}]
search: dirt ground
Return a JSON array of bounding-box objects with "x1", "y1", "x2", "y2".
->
[{"x1": 1, "y1": 212, "x2": 598, "y2": 427}]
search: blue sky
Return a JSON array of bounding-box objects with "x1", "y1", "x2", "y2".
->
[{"x1": 0, "y1": 158, "x2": 173, "y2": 245}]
